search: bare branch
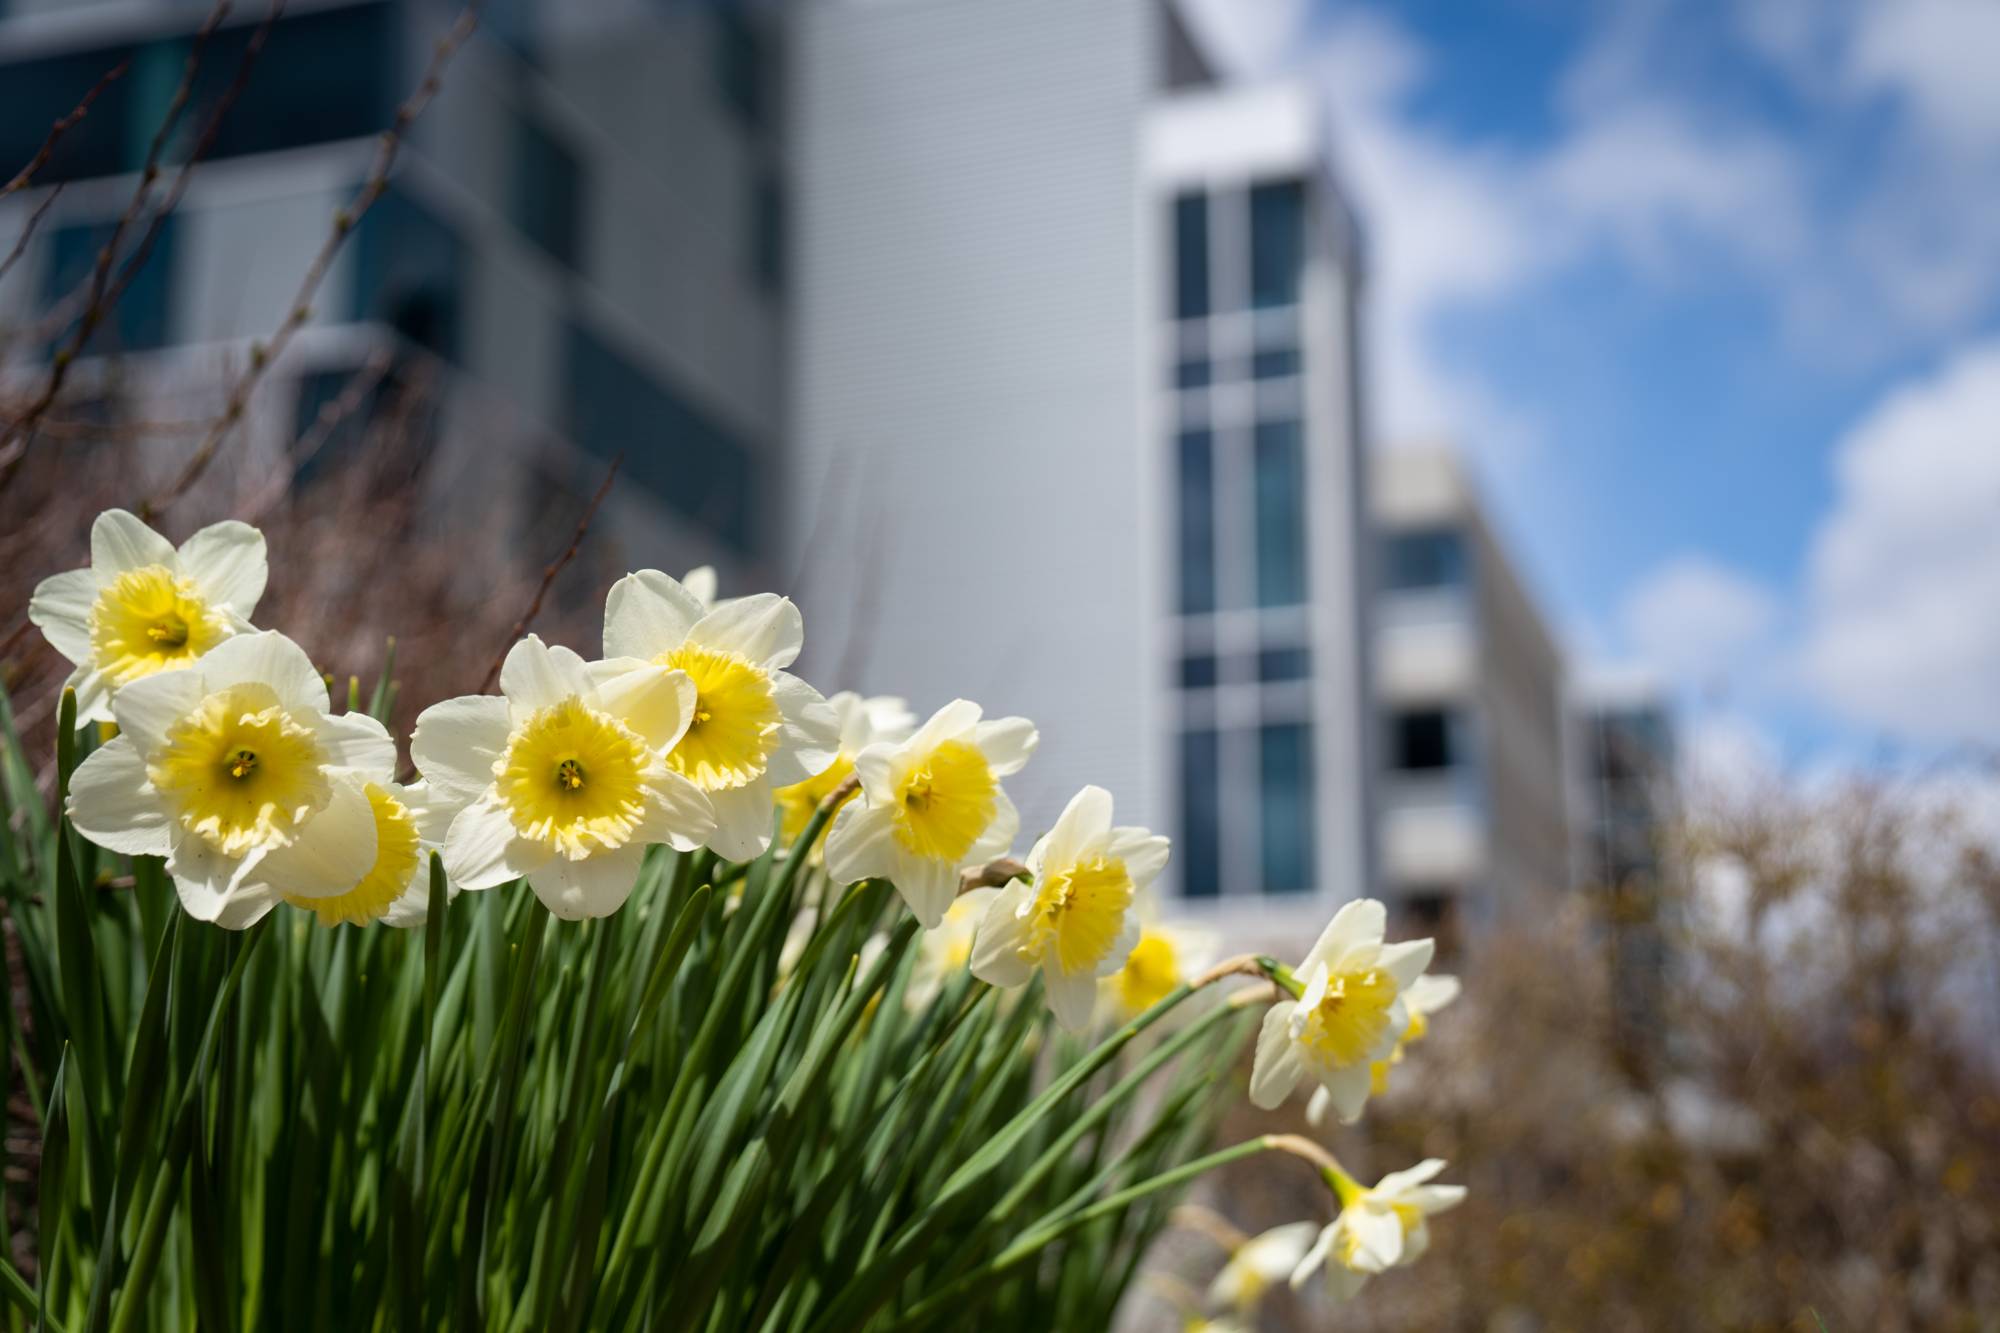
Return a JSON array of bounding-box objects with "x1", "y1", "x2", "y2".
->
[
  {"x1": 0, "y1": 58, "x2": 131, "y2": 197},
  {"x1": 477, "y1": 453, "x2": 622, "y2": 695}
]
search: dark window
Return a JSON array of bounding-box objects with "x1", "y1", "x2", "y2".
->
[
  {"x1": 1173, "y1": 192, "x2": 1208, "y2": 320},
  {"x1": 1382, "y1": 528, "x2": 1467, "y2": 592},
  {"x1": 712, "y1": 7, "x2": 766, "y2": 130},
  {"x1": 1258, "y1": 647, "x2": 1310, "y2": 682},
  {"x1": 1252, "y1": 348, "x2": 1299, "y2": 379},
  {"x1": 510, "y1": 109, "x2": 583, "y2": 271},
  {"x1": 1249, "y1": 179, "x2": 1305, "y2": 309},
  {"x1": 290, "y1": 363, "x2": 391, "y2": 488},
  {"x1": 564, "y1": 322, "x2": 759, "y2": 553},
  {"x1": 1389, "y1": 709, "x2": 1456, "y2": 771},
  {"x1": 1253, "y1": 419, "x2": 1307, "y2": 607},
  {"x1": 1174, "y1": 357, "x2": 1211, "y2": 389},
  {"x1": 1260, "y1": 722, "x2": 1314, "y2": 894},
  {"x1": 1176, "y1": 429, "x2": 1215, "y2": 614},
  {"x1": 752, "y1": 167, "x2": 783, "y2": 297},
  {"x1": 354, "y1": 185, "x2": 463, "y2": 362},
  {"x1": 1179, "y1": 654, "x2": 1217, "y2": 689},
  {"x1": 1179, "y1": 728, "x2": 1221, "y2": 897},
  {"x1": 191, "y1": 4, "x2": 397, "y2": 163},
  {"x1": 1404, "y1": 893, "x2": 1461, "y2": 961},
  {"x1": 0, "y1": 47, "x2": 138, "y2": 185},
  {"x1": 45, "y1": 216, "x2": 177, "y2": 355}
]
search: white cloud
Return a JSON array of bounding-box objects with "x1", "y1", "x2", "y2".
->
[
  {"x1": 1619, "y1": 555, "x2": 1782, "y2": 694},
  {"x1": 1846, "y1": 0, "x2": 2000, "y2": 148},
  {"x1": 1794, "y1": 340, "x2": 2000, "y2": 745}
]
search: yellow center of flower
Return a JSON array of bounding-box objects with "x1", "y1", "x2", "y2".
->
[
  {"x1": 659, "y1": 644, "x2": 781, "y2": 791},
  {"x1": 1019, "y1": 854, "x2": 1133, "y2": 975},
  {"x1": 890, "y1": 739, "x2": 996, "y2": 862},
  {"x1": 89, "y1": 565, "x2": 228, "y2": 686},
  {"x1": 147, "y1": 684, "x2": 329, "y2": 858},
  {"x1": 774, "y1": 752, "x2": 856, "y2": 850},
  {"x1": 285, "y1": 783, "x2": 423, "y2": 926},
  {"x1": 498, "y1": 697, "x2": 650, "y2": 859},
  {"x1": 1114, "y1": 929, "x2": 1182, "y2": 1015},
  {"x1": 1297, "y1": 968, "x2": 1399, "y2": 1068},
  {"x1": 1368, "y1": 1009, "x2": 1430, "y2": 1094}
]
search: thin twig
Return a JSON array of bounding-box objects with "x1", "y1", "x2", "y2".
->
[
  {"x1": 139, "y1": 1, "x2": 483, "y2": 520},
  {"x1": 476, "y1": 454, "x2": 621, "y2": 695},
  {"x1": 236, "y1": 348, "x2": 395, "y2": 522},
  {"x1": 0, "y1": 58, "x2": 131, "y2": 196},
  {"x1": 0, "y1": 184, "x2": 65, "y2": 293}
]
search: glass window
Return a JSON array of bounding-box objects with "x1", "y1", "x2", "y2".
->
[
  {"x1": 1388, "y1": 709, "x2": 1456, "y2": 771},
  {"x1": 564, "y1": 322, "x2": 759, "y2": 553},
  {"x1": 1177, "y1": 429, "x2": 1215, "y2": 614},
  {"x1": 1179, "y1": 654, "x2": 1218, "y2": 689},
  {"x1": 1173, "y1": 192, "x2": 1208, "y2": 320},
  {"x1": 1253, "y1": 419, "x2": 1307, "y2": 607},
  {"x1": 1174, "y1": 357, "x2": 1211, "y2": 389},
  {"x1": 45, "y1": 216, "x2": 177, "y2": 355},
  {"x1": 1249, "y1": 179, "x2": 1304, "y2": 309},
  {"x1": 1258, "y1": 647, "x2": 1310, "y2": 682},
  {"x1": 354, "y1": 185, "x2": 463, "y2": 362},
  {"x1": 1382, "y1": 528, "x2": 1466, "y2": 592},
  {"x1": 0, "y1": 47, "x2": 137, "y2": 185},
  {"x1": 191, "y1": 4, "x2": 397, "y2": 163},
  {"x1": 510, "y1": 109, "x2": 584, "y2": 271},
  {"x1": 1251, "y1": 348, "x2": 1299, "y2": 380},
  {"x1": 1179, "y1": 728, "x2": 1221, "y2": 897},
  {"x1": 1259, "y1": 722, "x2": 1314, "y2": 894}
]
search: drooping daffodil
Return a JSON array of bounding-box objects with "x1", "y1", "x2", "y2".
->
[
  {"x1": 906, "y1": 885, "x2": 997, "y2": 1010},
  {"x1": 823, "y1": 698, "x2": 1036, "y2": 927},
  {"x1": 66, "y1": 629, "x2": 395, "y2": 927},
  {"x1": 1104, "y1": 901, "x2": 1217, "y2": 1021},
  {"x1": 414, "y1": 634, "x2": 715, "y2": 919},
  {"x1": 1248, "y1": 899, "x2": 1435, "y2": 1123},
  {"x1": 601, "y1": 570, "x2": 838, "y2": 862},
  {"x1": 1206, "y1": 1220, "x2": 1320, "y2": 1316},
  {"x1": 1289, "y1": 1159, "x2": 1466, "y2": 1304},
  {"x1": 1308, "y1": 971, "x2": 1461, "y2": 1126},
  {"x1": 774, "y1": 691, "x2": 916, "y2": 854},
  {"x1": 970, "y1": 785, "x2": 1166, "y2": 1031},
  {"x1": 30, "y1": 508, "x2": 267, "y2": 726}
]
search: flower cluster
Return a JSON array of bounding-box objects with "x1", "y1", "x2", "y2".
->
[{"x1": 34, "y1": 508, "x2": 1466, "y2": 1314}]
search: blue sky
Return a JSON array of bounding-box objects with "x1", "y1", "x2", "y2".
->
[{"x1": 1186, "y1": 0, "x2": 2000, "y2": 772}]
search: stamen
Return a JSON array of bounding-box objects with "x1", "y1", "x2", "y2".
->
[
  {"x1": 556, "y1": 758, "x2": 586, "y2": 791},
  {"x1": 147, "y1": 615, "x2": 190, "y2": 647},
  {"x1": 227, "y1": 749, "x2": 258, "y2": 779}
]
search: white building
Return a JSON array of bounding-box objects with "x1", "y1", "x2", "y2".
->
[{"x1": 789, "y1": 0, "x2": 1375, "y2": 946}]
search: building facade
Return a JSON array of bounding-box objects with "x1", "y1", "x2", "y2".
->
[{"x1": 1371, "y1": 445, "x2": 1568, "y2": 954}]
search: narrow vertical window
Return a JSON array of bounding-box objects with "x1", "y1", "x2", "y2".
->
[
  {"x1": 1174, "y1": 192, "x2": 1209, "y2": 320},
  {"x1": 1249, "y1": 179, "x2": 1304, "y2": 309},
  {"x1": 1178, "y1": 428, "x2": 1216, "y2": 614},
  {"x1": 1254, "y1": 418, "x2": 1307, "y2": 607},
  {"x1": 1259, "y1": 723, "x2": 1314, "y2": 894},
  {"x1": 1180, "y1": 728, "x2": 1221, "y2": 897}
]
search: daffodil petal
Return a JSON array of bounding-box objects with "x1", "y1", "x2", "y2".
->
[
  {"x1": 973, "y1": 716, "x2": 1038, "y2": 776},
  {"x1": 176, "y1": 520, "x2": 268, "y2": 614},
  {"x1": 28, "y1": 568, "x2": 98, "y2": 663},
  {"x1": 527, "y1": 843, "x2": 645, "y2": 920},
  {"x1": 442, "y1": 791, "x2": 550, "y2": 890},
  {"x1": 246, "y1": 772, "x2": 378, "y2": 899},
  {"x1": 109, "y1": 667, "x2": 206, "y2": 756},
  {"x1": 967, "y1": 880, "x2": 1035, "y2": 987},
  {"x1": 823, "y1": 801, "x2": 896, "y2": 885},
  {"x1": 91, "y1": 508, "x2": 176, "y2": 575},
  {"x1": 705, "y1": 780, "x2": 776, "y2": 862},
  {"x1": 411, "y1": 695, "x2": 512, "y2": 803},
  {"x1": 689, "y1": 593, "x2": 803, "y2": 671},
  {"x1": 195, "y1": 631, "x2": 329, "y2": 716},
  {"x1": 314, "y1": 712, "x2": 396, "y2": 780},
  {"x1": 1249, "y1": 1001, "x2": 1305, "y2": 1109},
  {"x1": 67, "y1": 739, "x2": 171, "y2": 856},
  {"x1": 603, "y1": 570, "x2": 704, "y2": 661}
]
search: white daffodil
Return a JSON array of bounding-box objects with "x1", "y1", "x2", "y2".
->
[
  {"x1": 1207, "y1": 1220, "x2": 1320, "y2": 1316},
  {"x1": 1248, "y1": 899, "x2": 1435, "y2": 1123},
  {"x1": 66, "y1": 630, "x2": 395, "y2": 927},
  {"x1": 30, "y1": 508, "x2": 267, "y2": 726},
  {"x1": 681, "y1": 565, "x2": 719, "y2": 608},
  {"x1": 970, "y1": 786, "x2": 1165, "y2": 1031},
  {"x1": 1104, "y1": 901, "x2": 1218, "y2": 1021},
  {"x1": 1308, "y1": 972, "x2": 1461, "y2": 1126},
  {"x1": 413, "y1": 635, "x2": 715, "y2": 920},
  {"x1": 283, "y1": 778, "x2": 454, "y2": 928},
  {"x1": 1289, "y1": 1160, "x2": 1466, "y2": 1304},
  {"x1": 601, "y1": 571, "x2": 838, "y2": 863},
  {"x1": 823, "y1": 699, "x2": 1036, "y2": 928},
  {"x1": 905, "y1": 885, "x2": 997, "y2": 1010},
  {"x1": 774, "y1": 692, "x2": 917, "y2": 855}
]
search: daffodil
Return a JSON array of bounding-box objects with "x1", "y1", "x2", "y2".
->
[
  {"x1": 413, "y1": 634, "x2": 715, "y2": 919},
  {"x1": 822, "y1": 698, "x2": 1036, "y2": 927},
  {"x1": 970, "y1": 785, "x2": 1164, "y2": 1030},
  {"x1": 680, "y1": 565, "x2": 721, "y2": 609},
  {"x1": 905, "y1": 885, "x2": 997, "y2": 1009},
  {"x1": 1104, "y1": 903, "x2": 1217, "y2": 1021},
  {"x1": 66, "y1": 630, "x2": 395, "y2": 927},
  {"x1": 1289, "y1": 1159, "x2": 1466, "y2": 1304},
  {"x1": 1248, "y1": 899, "x2": 1434, "y2": 1123},
  {"x1": 774, "y1": 691, "x2": 916, "y2": 854},
  {"x1": 30, "y1": 509, "x2": 267, "y2": 726},
  {"x1": 601, "y1": 571, "x2": 838, "y2": 862},
  {"x1": 1308, "y1": 972, "x2": 1460, "y2": 1125},
  {"x1": 283, "y1": 778, "x2": 454, "y2": 927},
  {"x1": 1207, "y1": 1220, "x2": 1320, "y2": 1316}
]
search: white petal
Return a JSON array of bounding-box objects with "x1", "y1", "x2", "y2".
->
[
  {"x1": 1405, "y1": 1183, "x2": 1467, "y2": 1216},
  {"x1": 1343, "y1": 1205, "x2": 1404, "y2": 1272},
  {"x1": 500, "y1": 635, "x2": 587, "y2": 714},
  {"x1": 705, "y1": 781, "x2": 777, "y2": 862},
  {"x1": 401, "y1": 780, "x2": 458, "y2": 847},
  {"x1": 167, "y1": 832, "x2": 278, "y2": 929},
  {"x1": 681, "y1": 565, "x2": 718, "y2": 607},
  {"x1": 851, "y1": 743, "x2": 899, "y2": 805},
  {"x1": 1248, "y1": 1002, "x2": 1304, "y2": 1109},
  {"x1": 1305, "y1": 1084, "x2": 1333, "y2": 1128},
  {"x1": 195, "y1": 631, "x2": 329, "y2": 716},
  {"x1": 1302, "y1": 898, "x2": 1385, "y2": 972},
  {"x1": 1038, "y1": 785, "x2": 1113, "y2": 872},
  {"x1": 314, "y1": 712, "x2": 396, "y2": 780},
  {"x1": 859, "y1": 695, "x2": 916, "y2": 746},
  {"x1": 637, "y1": 769, "x2": 716, "y2": 853},
  {"x1": 893, "y1": 852, "x2": 959, "y2": 929},
  {"x1": 67, "y1": 665, "x2": 115, "y2": 727},
  {"x1": 1320, "y1": 1062, "x2": 1373, "y2": 1125},
  {"x1": 91, "y1": 509, "x2": 176, "y2": 574},
  {"x1": 966, "y1": 786, "x2": 1019, "y2": 862},
  {"x1": 1322, "y1": 1255, "x2": 1372, "y2": 1304},
  {"x1": 1106, "y1": 827, "x2": 1171, "y2": 891},
  {"x1": 380, "y1": 861, "x2": 451, "y2": 929},
  {"x1": 411, "y1": 695, "x2": 511, "y2": 803},
  {"x1": 972, "y1": 716, "x2": 1038, "y2": 776},
  {"x1": 28, "y1": 568, "x2": 99, "y2": 664},
  {"x1": 823, "y1": 802, "x2": 897, "y2": 885},
  {"x1": 528, "y1": 844, "x2": 646, "y2": 919},
  {"x1": 1095, "y1": 911, "x2": 1141, "y2": 978},
  {"x1": 108, "y1": 668, "x2": 205, "y2": 757},
  {"x1": 442, "y1": 792, "x2": 549, "y2": 891},
  {"x1": 1043, "y1": 967, "x2": 1097, "y2": 1031},
  {"x1": 1407, "y1": 974, "x2": 1462, "y2": 1015},
  {"x1": 762, "y1": 673, "x2": 840, "y2": 787},
  {"x1": 603, "y1": 570, "x2": 704, "y2": 661},
  {"x1": 246, "y1": 773, "x2": 378, "y2": 898},
  {"x1": 906, "y1": 699, "x2": 983, "y2": 754},
  {"x1": 1288, "y1": 1223, "x2": 1337, "y2": 1292},
  {"x1": 1379, "y1": 938, "x2": 1435, "y2": 989},
  {"x1": 689, "y1": 593, "x2": 804, "y2": 671},
  {"x1": 590, "y1": 660, "x2": 695, "y2": 752},
  {"x1": 1375, "y1": 1158, "x2": 1449, "y2": 1195},
  {"x1": 968, "y1": 881, "x2": 1036, "y2": 987},
  {"x1": 66, "y1": 740, "x2": 171, "y2": 856},
  {"x1": 176, "y1": 520, "x2": 267, "y2": 615}
]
